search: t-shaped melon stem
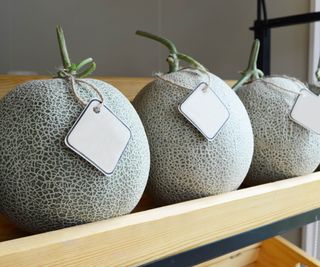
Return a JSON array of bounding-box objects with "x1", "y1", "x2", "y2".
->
[
  {"x1": 136, "y1": 30, "x2": 206, "y2": 73},
  {"x1": 56, "y1": 25, "x2": 96, "y2": 78},
  {"x1": 232, "y1": 39, "x2": 264, "y2": 92}
]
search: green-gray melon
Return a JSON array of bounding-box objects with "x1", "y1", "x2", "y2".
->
[
  {"x1": 237, "y1": 77, "x2": 320, "y2": 186},
  {"x1": 0, "y1": 78, "x2": 150, "y2": 233},
  {"x1": 0, "y1": 26, "x2": 150, "y2": 233},
  {"x1": 234, "y1": 40, "x2": 320, "y2": 186},
  {"x1": 133, "y1": 68, "x2": 254, "y2": 204},
  {"x1": 308, "y1": 83, "x2": 320, "y2": 172}
]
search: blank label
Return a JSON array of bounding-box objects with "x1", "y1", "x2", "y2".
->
[
  {"x1": 179, "y1": 83, "x2": 230, "y2": 140},
  {"x1": 65, "y1": 99, "x2": 131, "y2": 175},
  {"x1": 290, "y1": 89, "x2": 320, "y2": 135}
]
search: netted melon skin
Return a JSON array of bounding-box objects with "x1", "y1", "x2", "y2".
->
[
  {"x1": 307, "y1": 83, "x2": 320, "y2": 172},
  {"x1": 133, "y1": 69, "x2": 253, "y2": 205},
  {"x1": 237, "y1": 77, "x2": 320, "y2": 186},
  {"x1": 0, "y1": 78, "x2": 150, "y2": 233}
]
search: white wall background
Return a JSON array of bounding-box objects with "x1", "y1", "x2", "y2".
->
[
  {"x1": 0, "y1": 0, "x2": 310, "y2": 81},
  {"x1": 0, "y1": 0, "x2": 314, "y2": 247}
]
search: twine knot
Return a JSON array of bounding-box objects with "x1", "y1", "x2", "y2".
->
[{"x1": 59, "y1": 70, "x2": 105, "y2": 113}]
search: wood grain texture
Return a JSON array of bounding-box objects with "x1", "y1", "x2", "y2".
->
[
  {"x1": 256, "y1": 236, "x2": 320, "y2": 267},
  {"x1": 197, "y1": 236, "x2": 320, "y2": 267},
  {"x1": 195, "y1": 243, "x2": 260, "y2": 267},
  {"x1": 0, "y1": 75, "x2": 235, "y2": 101},
  {"x1": 0, "y1": 192, "x2": 156, "y2": 243},
  {"x1": 0, "y1": 75, "x2": 152, "y2": 101},
  {"x1": 0, "y1": 172, "x2": 320, "y2": 266}
]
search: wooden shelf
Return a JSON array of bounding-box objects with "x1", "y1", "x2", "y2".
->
[
  {"x1": 0, "y1": 75, "x2": 319, "y2": 266},
  {"x1": 196, "y1": 237, "x2": 320, "y2": 267},
  {"x1": 0, "y1": 173, "x2": 320, "y2": 266},
  {"x1": 0, "y1": 75, "x2": 235, "y2": 101}
]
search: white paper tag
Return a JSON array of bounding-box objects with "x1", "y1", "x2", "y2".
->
[
  {"x1": 65, "y1": 99, "x2": 131, "y2": 175},
  {"x1": 290, "y1": 89, "x2": 320, "y2": 134},
  {"x1": 178, "y1": 83, "x2": 230, "y2": 140}
]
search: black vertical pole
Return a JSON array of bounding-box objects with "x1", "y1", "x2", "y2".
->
[
  {"x1": 254, "y1": 21, "x2": 271, "y2": 75},
  {"x1": 254, "y1": 0, "x2": 271, "y2": 75},
  {"x1": 252, "y1": 1, "x2": 320, "y2": 75}
]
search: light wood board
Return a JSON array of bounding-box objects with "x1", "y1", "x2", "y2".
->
[{"x1": 0, "y1": 172, "x2": 320, "y2": 266}]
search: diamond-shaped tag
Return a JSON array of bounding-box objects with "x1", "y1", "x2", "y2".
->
[
  {"x1": 290, "y1": 89, "x2": 320, "y2": 134},
  {"x1": 65, "y1": 99, "x2": 131, "y2": 175},
  {"x1": 178, "y1": 83, "x2": 230, "y2": 140}
]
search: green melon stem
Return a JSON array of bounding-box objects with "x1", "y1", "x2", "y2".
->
[
  {"x1": 56, "y1": 26, "x2": 72, "y2": 69},
  {"x1": 56, "y1": 25, "x2": 96, "y2": 78},
  {"x1": 136, "y1": 30, "x2": 178, "y2": 54},
  {"x1": 136, "y1": 30, "x2": 179, "y2": 72},
  {"x1": 177, "y1": 53, "x2": 207, "y2": 72},
  {"x1": 136, "y1": 30, "x2": 206, "y2": 73},
  {"x1": 232, "y1": 39, "x2": 264, "y2": 91}
]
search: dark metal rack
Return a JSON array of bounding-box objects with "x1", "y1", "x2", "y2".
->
[
  {"x1": 144, "y1": 207, "x2": 320, "y2": 266},
  {"x1": 251, "y1": 0, "x2": 320, "y2": 75}
]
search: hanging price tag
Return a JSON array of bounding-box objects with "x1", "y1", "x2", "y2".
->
[
  {"x1": 178, "y1": 83, "x2": 230, "y2": 140},
  {"x1": 290, "y1": 89, "x2": 320, "y2": 134},
  {"x1": 65, "y1": 99, "x2": 131, "y2": 175}
]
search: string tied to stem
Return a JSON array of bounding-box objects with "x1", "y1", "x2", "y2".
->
[
  {"x1": 59, "y1": 70, "x2": 105, "y2": 113},
  {"x1": 154, "y1": 67, "x2": 212, "y2": 92},
  {"x1": 55, "y1": 25, "x2": 104, "y2": 112}
]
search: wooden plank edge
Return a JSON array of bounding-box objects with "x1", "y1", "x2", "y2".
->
[
  {"x1": 257, "y1": 236, "x2": 320, "y2": 266},
  {"x1": 0, "y1": 172, "x2": 319, "y2": 266},
  {"x1": 0, "y1": 75, "x2": 235, "y2": 88},
  {"x1": 195, "y1": 243, "x2": 261, "y2": 266},
  {"x1": 0, "y1": 75, "x2": 152, "y2": 82}
]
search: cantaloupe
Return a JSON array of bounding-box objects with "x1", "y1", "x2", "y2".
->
[
  {"x1": 0, "y1": 26, "x2": 150, "y2": 233},
  {"x1": 133, "y1": 31, "x2": 253, "y2": 204},
  {"x1": 234, "y1": 40, "x2": 320, "y2": 186}
]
